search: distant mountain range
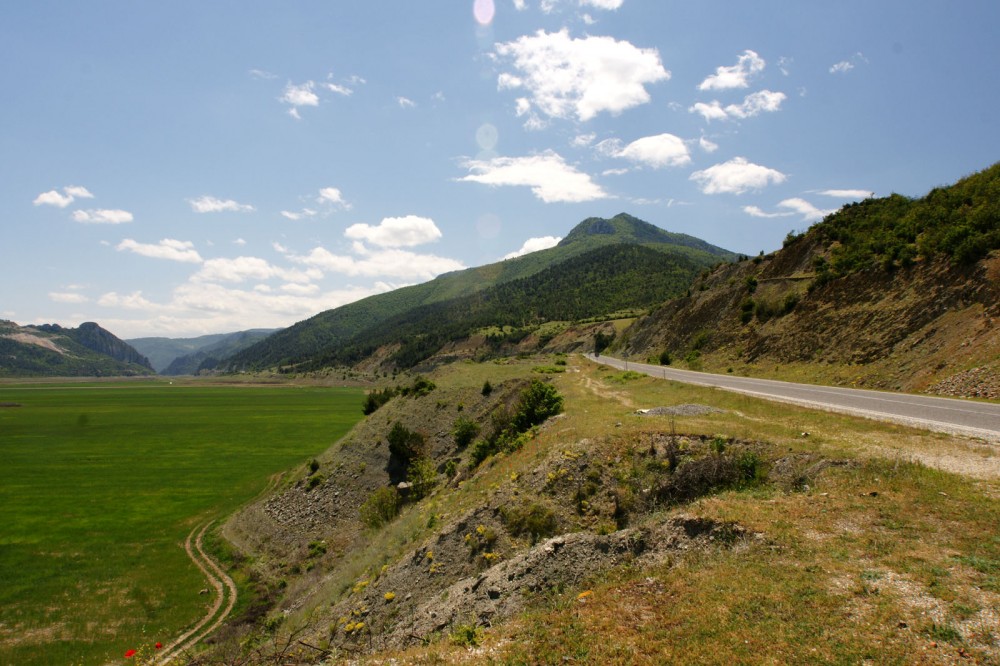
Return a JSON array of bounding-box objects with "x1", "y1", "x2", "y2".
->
[
  {"x1": 0, "y1": 321, "x2": 154, "y2": 377},
  {"x1": 127, "y1": 329, "x2": 277, "y2": 374}
]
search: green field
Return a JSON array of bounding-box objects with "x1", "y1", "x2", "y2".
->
[{"x1": 0, "y1": 380, "x2": 363, "y2": 665}]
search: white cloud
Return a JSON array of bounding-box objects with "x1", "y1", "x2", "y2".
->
[
  {"x1": 280, "y1": 209, "x2": 318, "y2": 221},
  {"x1": 280, "y1": 283, "x2": 320, "y2": 296},
  {"x1": 397, "y1": 96, "x2": 416, "y2": 108},
  {"x1": 602, "y1": 167, "x2": 629, "y2": 176},
  {"x1": 188, "y1": 196, "x2": 255, "y2": 213},
  {"x1": 725, "y1": 90, "x2": 786, "y2": 118},
  {"x1": 281, "y1": 81, "x2": 319, "y2": 113},
  {"x1": 698, "y1": 50, "x2": 765, "y2": 91},
  {"x1": 495, "y1": 29, "x2": 669, "y2": 121},
  {"x1": 743, "y1": 205, "x2": 794, "y2": 219},
  {"x1": 72, "y1": 209, "x2": 133, "y2": 224},
  {"x1": 234, "y1": 238, "x2": 247, "y2": 246},
  {"x1": 819, "y1": 189, "x2": 873, "y2": 199},
  {"x1": 249, "y1": 69, "x2": 277, "y2": 80},
  {"x1": 513, "y1": 0, "x2": 527, "y2": 9},
  {"x1": 614, "y1": 133, "x2": 690, "y2": 168},
  {"x1": 581, "y1": 0, "x2": 623, "y2": 8},
  {"x1": 690, "y1": 90, "x2": 786, "y2": 121},
  {"x1": 777, "y1": 198, "x2": 835, "y2": 221},
  {"x1": 323, "y1": 82, "x2": 353, "y2": 96},
  {"x1": 458, "y1": 151, "x2": 609, "y2": 203},
  {"x1": 830, "y1": 60, "x2": 854, "y2": 74},
  {"x1": 192, "y1": 256, "x2": 321, "y2": 284},
  {"x1": 699, "y1": 136, "x2": 719, "y2": 153},
  {"x1": 345, "y1": 215, "x2": 442, "y2": 248},
  {"x1": 288, "y1": 246, "x2": 465, "y2": 281},
  {"x1": 777, "y1": 56, "x2": 792, "y2": 76},
  {"x1": 316, "y1": 187, "x2": 350, "y2": 208},
  {"x1": 98, "y1": 291, "x2": 156, "y2": 310},
  {"x1": 116, "y1": 238, "x2": 203, "y2": 263},
  {"x1": 33, "y1": 185, "x2": 95, "y2": 208},
  {"x1": 49, "y1": 292, "x2": 89, "y2": 304},
  {"x1": 690, "y1": 157, "x2": 786, "y2": 195},
  {"x1": 503, "y1": 235, "x2": 562, "y2": 260},
  {"x1": 571, "y1": 132, "x2": 596, "y2": 147}
]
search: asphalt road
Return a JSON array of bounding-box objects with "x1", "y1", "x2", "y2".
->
[{"x1": 585, "y1": 354, "x2": 1000, "y2": 444}]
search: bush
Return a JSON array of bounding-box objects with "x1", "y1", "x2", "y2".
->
[
  {"x1": 362, "y1": 386, "x2": 397, "y2": 415},
  {"x1": 360, "y1": 487, "x2": 400, "y2": 529},
  {"x1": 511, "y1": 379, "x2": 563, "y2": 433},
  {"x1": 452, "y1": 417, "x2": 480, "y2": 449},
  {"x1": 481, "y1": 380, "x2": 493, "y2": 396},
  {"x1": 387, "y1": 422, "x2": 425, "y2": 465},
  {"x1": 406, "y1": 456, "x2": 438, "y2": 501},
  {"x1": 502, "y1": 502, "x2": 558, "y2": 544},
  {"x1": 659, "y1": 350, "x2": 672, "y2": 366}
]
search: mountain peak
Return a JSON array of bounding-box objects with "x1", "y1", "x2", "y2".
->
[{"x1": 558, "y1": 213, "x2": 733, "y2": 258}]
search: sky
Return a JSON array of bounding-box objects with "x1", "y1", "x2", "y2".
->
[{"x1": 3, "y1": 1, "x2": 999, "y2": 339}]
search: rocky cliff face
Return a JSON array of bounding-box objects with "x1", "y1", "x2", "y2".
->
[
  {"x1": 39, "y1": 322, "x2": 154, "y2": 371},
  {"x1": 625, "y1": 239, "x2": 1000, "y2": 395}
]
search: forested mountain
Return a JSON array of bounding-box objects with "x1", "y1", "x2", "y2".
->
[
  {"x1": 0, "y1": 321, "x2": 154, "y2": 377},
  {"x1": 223, "y1": 214, "x2": 733, "y2": 372}
]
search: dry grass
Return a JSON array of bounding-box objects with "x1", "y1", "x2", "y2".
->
[{"x1": 341, "y1": 355, "x2": 999, "y2": 665}]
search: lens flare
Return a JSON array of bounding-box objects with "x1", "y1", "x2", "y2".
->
[
  {"x1": 473, "y1": 0, "x2": 495, "y2": 26},
  {"x1": 476, "y1": 123, "x2": 498, "y2": 151}
]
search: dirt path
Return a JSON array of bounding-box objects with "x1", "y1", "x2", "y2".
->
[{"x1": 153, "y1": 522, "x2": 238, "y2": 665}]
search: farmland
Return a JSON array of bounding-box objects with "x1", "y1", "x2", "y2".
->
[{"x1": 0, "y1": 379, "x2": 363, "y2": 665}]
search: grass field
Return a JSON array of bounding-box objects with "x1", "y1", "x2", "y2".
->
[{"x1": 0, "y1": 380, "x2": 363, "y2": 665}]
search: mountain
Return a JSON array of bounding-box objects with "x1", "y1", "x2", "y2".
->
[
  {"x1": 223, "y1": 214, "x2": 735, "y2": 372},
  {"x1": 0, "y1": 321, "x2": 155, "y2": 377},
  {"x1": 621, "y1": 162, "x2": 1000, "y2": 397},
  {"x1": 128, "y1": 329, "x2": 277, "y2": 374}
]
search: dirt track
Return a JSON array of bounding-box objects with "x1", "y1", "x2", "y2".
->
[{"x1": 153, "y1": 522, "x2": 237, "y2": 665}]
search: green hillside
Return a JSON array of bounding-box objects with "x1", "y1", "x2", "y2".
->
[
  {"x1": 224, "y1": 214, "x2": 734, "y2": 372},
  {"x1": 0, "y1": 321, "x2": 154, "y2": 377}
]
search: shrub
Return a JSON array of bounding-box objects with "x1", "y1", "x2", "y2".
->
[
  {"x1": 400, "y1": 376, "x2": 436, "y2": 398},
  {"x1": 659, "y1": 350, "x2": 672, "y2": 366},
  {"x1": 452, "y1": 417, "x2": 480, "y2": 449},
  {"x1": 502, "y1": 502, "x2": 558, "y2": 544},
  {"x1": 406, "y1": 456, "x2": 438, "y2": 501},
  {"x1": 387, "y1": 422, "x2": 425, "y2": 466},
  {"x1": 481, "y1": 380, "x2": 493, "y2": 396},
  {"x1": 308, "y1": 459, "x2": 320, "y2": 474},
  {"x1": 362, "y1": 386, "x2": 398, "y2": 415},
  {"x1": 511, "y1": 379, "x2": 563, "y2": 433},
  {"x1": 306, "y1": 475, "x2": 324, "y2": 491},
  {"x1": 360, "y1": 487, "x2": 400, "y2": 529}
]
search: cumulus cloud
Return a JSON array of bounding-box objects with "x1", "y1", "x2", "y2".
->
[
  {"x1": 613, "y1": 133, "x2": 691, "y2": 168},
  {"x1": 192, "y1": 256, "x2": 321, "y2": 284},
  {"x1": 495, "y1": 29, "x2": 669, "y2": 122},
  {"x1": 397, "y1": 96, "x2": 416, "y2": 108},
  {"x1": 33, "y1": 185, "x2": 95, "y2": 208},
  {"x1": 830, "y1": 61, "x2": 853, "y2": 74},
  {"x1": 317, "y1": 187, "x2": 349, "y2": 208},
  {"x1": 582, "y1": 0, "x2": 624, "y2": 8},
  {"x1": 503, "y1": 235, "x2": 562, "y2": 260},
  {"x1": 345, "y1": 215, "x2": 442, "y2": 248},
  {"x1": 281, "y1": 81, "x2": 319, "y2": 119},
  {"x1": 49, "y1": 291, "x2": 89, "y2": 304},
  {"x1": 188, "y1": 196, "x2": 255, "y2": 213},
  {"x1": 458, "y1": 151, "x2": 609, "y2": 203},
  {"x1": 116, "y1": 238, "x2": 203, "y2": 263},
  {"x1": 690, "y1": 157, "x2": 786, "y2": 195},
  {"x1": 288, "y1": 246, "x2": 465, "y2": 281},
  {"x1": 72, "y1": 209, "x2": 134, "y2": 224},
  {"x1": 698, "y1": 50, "x2": 765, "y2": 90},
  {"x1": 699, "y1": 136, "x2": 719, "y2": 153},
  {"x1": 98, "y1": 291, "x2": 157, "y2": 310},
  {"x1": 690, "y1": 90, "x2": 786, "y2": 121}
]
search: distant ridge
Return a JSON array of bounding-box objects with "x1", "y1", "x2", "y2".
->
[
  {"x1": 0, "y1": 320, "x2": 154, "y2": 377},
  {"x1": 128, "y1": 329, "x2": 278, "y2": 373},
  {"x1": 224, "y1": 213, "x2": 735, "y2": 372}
]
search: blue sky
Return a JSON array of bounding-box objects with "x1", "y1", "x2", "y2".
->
[{"x1": 3, "y1": 1, "x2": 998, "y2": 338}]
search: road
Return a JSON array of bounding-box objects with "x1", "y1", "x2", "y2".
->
[{"x1": 585, "y1": 354, "x2": 1000, "y2": 444}]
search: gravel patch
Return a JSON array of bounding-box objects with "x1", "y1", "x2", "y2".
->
[{"x1": 635, "y1": 404, "x2": 725, "y2": 417}]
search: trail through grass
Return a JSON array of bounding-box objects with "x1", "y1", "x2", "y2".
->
[{"x1": 0, "y1": 381, "x2": 362, "y2": 665}]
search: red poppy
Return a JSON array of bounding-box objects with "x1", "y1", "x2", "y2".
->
[
  {"x1": 155, "y1": 642, "x2": 163, "y2": 649},
  {"x1": 124, "y1": 649, "x2": 137, "y2": 658}
]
